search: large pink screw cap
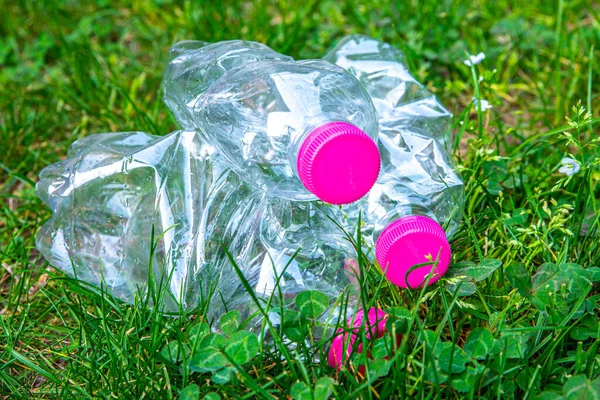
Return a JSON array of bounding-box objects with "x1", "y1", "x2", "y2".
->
[
  {"x1": 297, "y1": 122, "x2": 380, "y2": 205},
  {"x1": 376, "y1": 215, "x2": 451, "y2": 288},
  {"x1": 327, "y1": 308, "x2": 388, "y2": 371}
]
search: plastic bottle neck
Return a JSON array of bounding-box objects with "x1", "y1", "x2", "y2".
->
[{"x1": 289, "y1": 116, "x2": 340, "y2": 174}]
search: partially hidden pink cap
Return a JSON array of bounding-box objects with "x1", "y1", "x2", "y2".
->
[
  {"x1": 327, "y1": 307, "x2": 388, "y2": 371},
  {"x1": 376, "y1": 215, "x2": 451, "y2": 289},
  {"x1": 297, "y1": 122, "x2": 380, "y2": 205}
]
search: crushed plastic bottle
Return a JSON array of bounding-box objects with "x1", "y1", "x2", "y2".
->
[
  {"x1": 36, "y1": 130, "x2": 259, "y2": 311},
  {"x1": 322, "y1": 35, "x2": 465, "y2": 288},
  {"x1": 33, "y1": 36, "x2": 470, "y2": 372},
  {"x1": 163, "y1": 40, "x2": 293, "y2": 130},
  {"x1": 163, "y1": 40, "x2": 381, "y2": 205},
  {"x1": 204, "y1": 190, "x2": 363, "y2": 331},
  {"x1": 324, "y1": 35, "x2": 454, "y2": 151},
  {"x1": 36, "y1": 130, "x2": 360, "y2": 321}
]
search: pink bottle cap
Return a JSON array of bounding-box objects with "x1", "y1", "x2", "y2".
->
[
  {"x1": 376, "y1": 215, "x2": 451, "y2": 288},
  {"x1": 327, "y1": 307, "x2": 388, "y2": 371},
  {"x1": 297, "y1": 122, "x2": 380, "y2": 205}
]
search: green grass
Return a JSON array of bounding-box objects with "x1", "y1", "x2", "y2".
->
[{"x1": 1, "y1": 0, "x2": 600, "y2": 398}]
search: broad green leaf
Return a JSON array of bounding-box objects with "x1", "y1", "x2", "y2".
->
[
  {"x1": 588, "y1": 267, "x2": 600, "y2": 282},
  {"x1": 451, "y1": 367, "x2": 481, "y2": 393},
  {"x1": 314, "y1": 377, "x2": 334, "y2": 400},
  {"x1": 448, "y1": 261, "x2": 476, "y2": 277},
  {"x1": 516, "y1": 368, "x2": 541, "y2": 392},
  {"x1": 425, "y1": 361, "x2": 448, "y2": 385},
  {"x1": 470, "y1": 362, "x2": 486, "y2": 376},
  {"x1": 464, "y1": 328, "x2": 495, "y2": 360},
  {"x1": 282, "y1": 309, "x2": 305, "y2": 327},
  {"x1": 445, "y1": 259, "x2": 501, "y2": 295},
  {"x1": 438, "y1": 344, "x2": 469, "y2": 373},
  {"x1": 484, "y1": 160, "x2": 508, "y2": 194},
  {"x1": 585, "y1": 295, "x2": 600, "y2": 314},
  {"x1": 386, "y1": 307, "x2": 412, "y2": 334},
  {"x1": 371, "y1": 335, "x2": 393, "y2": 359},
  {"x1": 416, "y1": 330, "x2": 437, "y2": 348},
  {"x1": 501, "y1": 331, "x2": 530, "y2": 359},
  {"x1": 224, "y1": 331, "x2": 259, "y2": 365},
  {"x1": 491, "y1": 335, "x2": 503, "y2": 356},
  {"x1": 446, "y1": 279, "x2": 477, "y2": 296},
  {"x1": 504, "y1": 208, "x2": 529, "y2": 226},
  {"x1": 189, "y1": 348, "x2": 228, "y2": 373},
  {"x1": 198, "y1": 334, "x2": 227, "y2": 351},
  {"x1": 296, "y1": 290, "x2": 329, "y2": 319},
  {"x1": 468, "y1": 259, "x2": 502, "y2": 281},
  {"x1": 531, "y1": 263, "x2": 568, "y2": 319},
  {"x1": 451, "y1": 373, "x2": 471, "y2": 393},
  {"x1": 580, "y1": 314, "x2": 597, "y2": 327},
  {"x1": 282, "y1": 310, "x2": 309, "y2": 342},
  {"x1": 506, "y1": 263, "x2": 532, "y2": 297},
  {"x1": 284, "y1": 326, "x2": 309, "y2": 343},
  {"x1": 490, "y1": 311, "x2": 508, "y2": 330},
  {"x1": 570, "y1": 326, "x2": 599, "y2": 341},
  {"x1": 534, "y1": 393, "x2": 563, "y2": 400},
  {"x1": 532, "y1": 263, "x2": 562, "y2": 292},
  {"x1": 290, "y1": 382, "x2": 312, "y2": 400},
  {"x1": 189, "y1": 322, "x2": 210, "y2": 343},
  {"x1": 367, "y1": 359, "x2": 391, "y2": 381},
  {"x1": 220, "y1": 310, "x2": 241, "y2": 336},
  {"x1": 433, "y1": 341, "x2": 453, "y2": 358},
  {"x1": 179, "y1": 384, "x2": 200, "y2": 400},
  {"x1": 203, "y1": 393, "x2": 221, "y2": 400},
  {"x1": 291, "y1": 377, "x2": 334, "y2": 400},
  {"x1": 562, "y1": 375, "x2": 600, "y2": 400},
  {"x1": 562, "y1": 264, "x2": 593, "y2": 300},
  {"x1": 161, "y1": 341, "x2": 190, "y2": 364},
  {"x1": 211, "y1": 367, "x2": 234, "y2": 385},
  {"x1": 530, "y1": 263, "x2": 592, "y2": 323},
  {"x1": 502, "y1": 380, "x2": 517, "y2": 396}
]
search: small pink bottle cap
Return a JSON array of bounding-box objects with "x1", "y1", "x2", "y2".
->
[
  {"x1": 297, "y1": 122, "x2": 380, "y2": 205},
  {"x1": 327, "y1": 308, "x2": 388, "y2": 370},
  {"x1": 376, "y1": 215, "x2": 451, "y2": 288}
]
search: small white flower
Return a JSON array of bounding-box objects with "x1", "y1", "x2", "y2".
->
[
  {"x1": 558, "y1": 157, "x2": 581, "y2": 176},
  {"x1": 472, "y1": 98, "x2": 492, "y2": 111},
  {"x1": 463, "y1": 52, "x2": 486, "y2": 66}
]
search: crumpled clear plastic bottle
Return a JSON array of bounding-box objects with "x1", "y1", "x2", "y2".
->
[
  {"x1": 35, "y1": 130, "x2": 359, "y2": 322},
  {"x1": 211, "y1": 195, "x2": 361, "y2": 332},
  {"x1": 163, "y1": 40, "x2": 293, "y2": 130},
  {"x1": 324, "y1": 35, "x2": 454, "y2": 151},
  {"x1": 36, "y1": 130, "x2": 261, "y2": 312},
  {"x1": 321, "y1": 35, "x2": 465, "y2": 289},
  {"x1": 163, "y1": 40, "x2": 381, "y2": 205}
]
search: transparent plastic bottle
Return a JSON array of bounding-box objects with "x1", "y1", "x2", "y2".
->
[
  {"x1": 324, "y1": 34, "x2": 454, "y2": 151},
  {"x1": 35, "y1": 130, "x2": 364, "y2": 325},
  {"x1": 163, "y1": 40, "x2": 293, "y2": 130},
  {"x1": 163, "y1": 40, "x2": 381, "y2": 205},
  {"x1": 321, "y1": 35, "x2": 465, "y2": 288},
  {"x1": 206, "y1": 193, "x2": 362, "y2": 331},
  {"x1": 35, "y1": 130, "x2": 265, "y2": 312}
]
